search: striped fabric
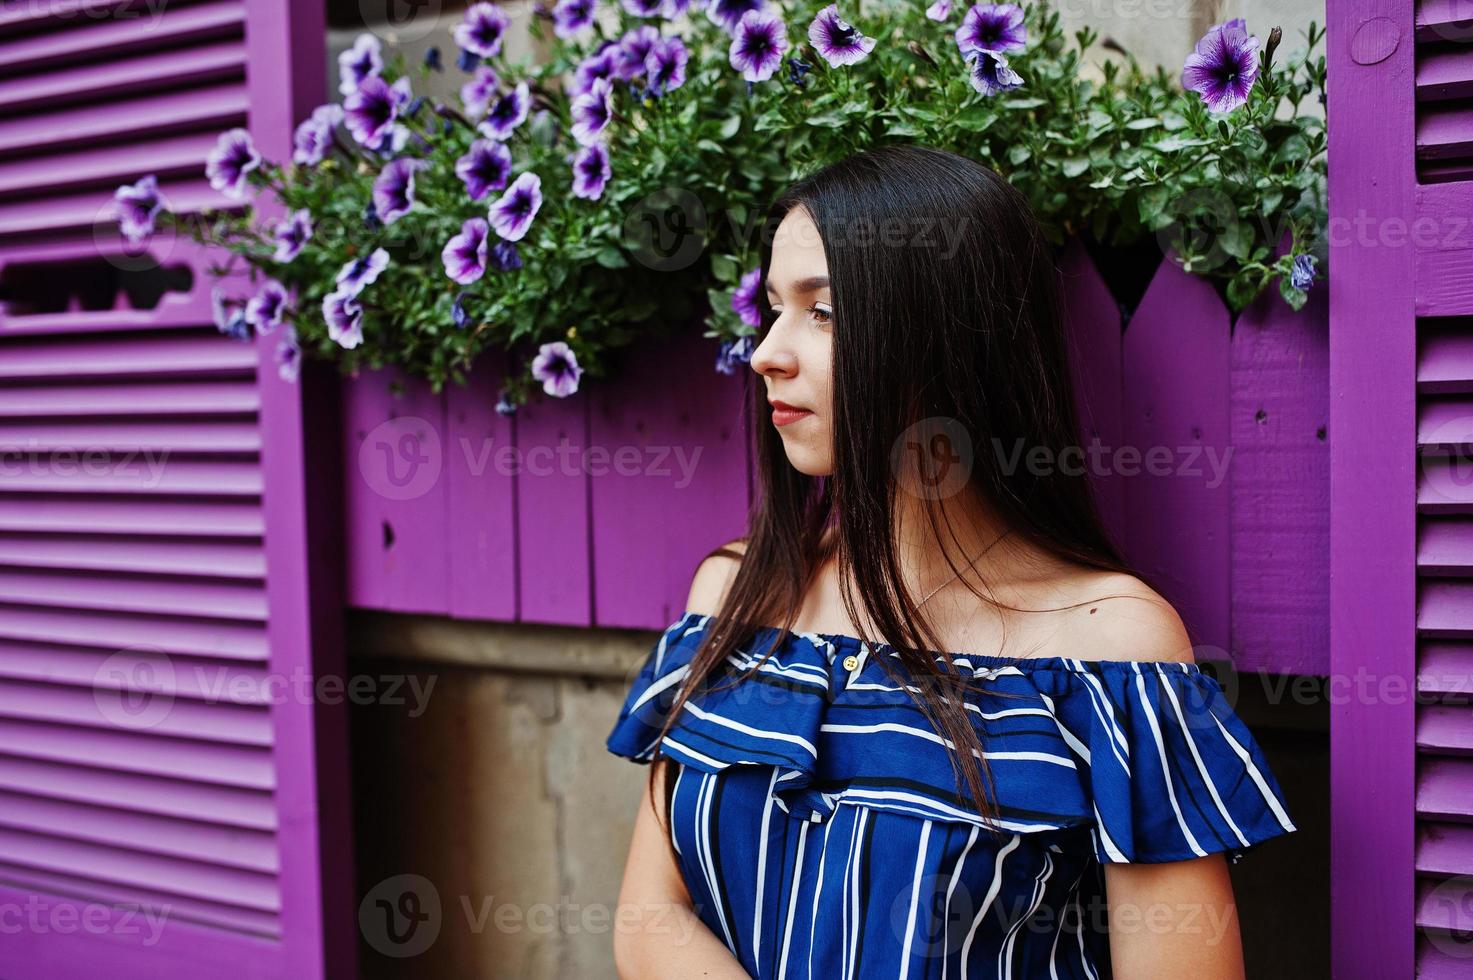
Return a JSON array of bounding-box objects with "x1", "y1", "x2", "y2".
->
[{"x1": 606, "y1": 610, "x2": 1297, "y2": 978}]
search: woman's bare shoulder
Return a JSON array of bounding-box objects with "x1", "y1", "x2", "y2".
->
[
  {"x1": 685, "y1": 538, "x2": 747, "y2": 617},
  {"x1": 1041, "y1": 569, "x2": 1196, "y2": 664}
]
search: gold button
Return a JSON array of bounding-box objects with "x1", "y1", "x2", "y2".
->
[{"x1": 842, "y1": 654, "x2": 859, "y2": 671}]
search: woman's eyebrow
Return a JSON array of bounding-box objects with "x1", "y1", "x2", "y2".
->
[{"x1": 764, "y1": 275, "x2": 831, "y2": 294}]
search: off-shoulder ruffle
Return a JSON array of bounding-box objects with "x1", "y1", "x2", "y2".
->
[{"x1": 606, "y1": 610, "x2": 1297, "y2": 864}]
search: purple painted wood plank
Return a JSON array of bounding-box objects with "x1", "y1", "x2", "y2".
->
[
  {"x1": 1417, "y1": 46, "x2": 1473, "y2": 102},
  {"x1": 1418, "y1": 580, "x2": 1473, "y2": 636},
  {"x1": 1418, "y1": 757, "x2": 1473, "y2": 820},
  {"x1": 589, "y1": 327, "x2": 751, "y2": 630},
  {"x1": 0, "y1": 84, "x2": 248, "y2": 157},
  {"x1": 1417, "y1": 823, "x2": 1473, "y2": 875},
  {"x1": 445, "y1": 352, "x2": 517, "y2": 620},
  {"x1": 1329, "y1": 0, "x2": 1418, "y2": 971},
  {"x1": 0, "y1": 40, "x2": 244, "y2": 112},
  {"x1": 1418, "y1": 705, "x2": 1473, "y2": 753},
  {"x1": 512, "y1": 375, "x2": 592, "y2": 625},
  {"x1": 341, "y1": 366, "x2": 451, "y2": 615},
  {"x1": 1417, "y1": 103, "x2": 1473, "y2": 157},
  {"x1": 0, "y1": 0, "x2": 243, "y2": 71},
  {"x1": 1418, "y1": 517, "x2": 1473, "y2": 573},
  {"x1": 245, "y1": 0, "x2": 356, "y2": 974},
  {"x1": 1414, "y1": 184, "x2": 1473, "y2": 317},
  {"x1": 0, "y1": 605, "x2": 267, "y2": 661},
  {"x1": 1419, "y1": 641, "x2": 1473, "y2": 697},
  {"x1": 1120, "y1": 258, "x2": 1230, "y2": 656},
  {"x1": 0, "y1": 178, "x2": 227, "y2": 238},
  {"x1": 0, "y1": 132, "x2": 221, "y2": 197},
  {"x1": 1419, "y1": 323, "x2": 1473, "y2": 392},
  {"x1": 0, "y1": 883, "x2": 280, "y2": 980},
  {"x1": 1228, "y1": 280, "x2": 1329, "y2": 675},
  {"x1": 0, "y1": 755, "x2": 276, "y2": 829},
  {"x1": 1058, "y1": 237, "x2": 1126, "y2": 549}
]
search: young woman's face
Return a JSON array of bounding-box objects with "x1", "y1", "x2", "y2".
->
[{"x1": 751, "y1": 206, "x2": 835, "y2": 476}]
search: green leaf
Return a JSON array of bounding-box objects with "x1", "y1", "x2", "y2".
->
[
  {"x1": 1061, "y1": 157, "x2": 1090, "y2": 178},
  {"x1": 594, "y1": 247, "x2": 628, "y2": 269}
]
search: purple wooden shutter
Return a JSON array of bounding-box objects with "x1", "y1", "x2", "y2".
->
[
  {"x1": 0, "y1": 2, "x2": 354, "y2": 977},
  {"x1": 1332, "y1": 1, "x2": 1473, "y2": 976}
]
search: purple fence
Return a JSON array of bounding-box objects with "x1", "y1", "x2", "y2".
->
[
  {"x1": 0, "y1": 3, "x2": 353, "y2": 978},
  {"x1": 341, "y1": 246, "x2": 1329, "y2": 675}
]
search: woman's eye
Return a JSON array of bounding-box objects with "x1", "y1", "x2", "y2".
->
[{"x1": 807, "y1": 305, "x2": 833, "y2": 324}]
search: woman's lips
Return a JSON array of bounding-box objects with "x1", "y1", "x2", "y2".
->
[{"x1": 771, "y1": 405, "x2": 814, "y2": 427}]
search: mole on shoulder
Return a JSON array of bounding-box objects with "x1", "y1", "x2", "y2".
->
[{"x1": 1089, "y1": 607, "x2": 1097, "y2": 614}]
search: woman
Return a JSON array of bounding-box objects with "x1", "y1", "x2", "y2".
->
[{"x1": 606, "y1": 144, "x2": 1295, "y2": 979}]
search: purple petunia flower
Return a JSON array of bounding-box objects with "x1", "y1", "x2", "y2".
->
[
  {"x1": 452, "y1": 292, "x2": 472, "y2": 329},
  {"x1": 273, "y1": 209, "x2": 313, "y2": 262},
  {"x1": 570, "y1": 77, "x2": 613, "y2": 145},
  {"x1": 1182, "y1": 18, "x2": 1260, "y2": 113},
  {"x1": 571, "y1": 142, "x2": 611, "y2": 200},
  {"x1": 568, "y1": 46, "x2": 618, "y2": 99},
  {"x1": 616, "y1": 26, "x2": 661, "y2": 80},
  {"x1": 531, "y1": 341, "x2": 583, "y2": 397},
  {"x1": 323, "y1": 289, "x2": 365, "y2": 349},
  {"x1": 1291, "y1": 253, "x2": 1317, "y2": 290},
  {"x1": 731, "y1": 267, "x2": 762, "y2": 327},
  {"x1": 925, "y1": 0, "x2": 952, "y2": 20},
  {"x1": 645, "y1": 36, "x2": 689, "y2": 95},
  {"x1": 478, "y1": 81, "x2": 531, "y2": 141},
  {"x1": 206, "y1": 128, "x2": 261, "y2": 200},
  {"x1": 335, "y1": 247, "x2": 390, "y2": 296},
  {"x1": 293, "y1": 104, "x2": 344, "y2": 166},
  {"x1": 460, "y1": 65, "x2": 502, "y2": 117},
  {"x1": 489, "y1": 171, "x2": 543, "y2": 242},
  {"x1": 553, "y1": 0, "x2": 596, "y2": 38},
  {"x1": 729, "y1": 9, "x2": 788, "y2": 83},
  {"x1": 246, "y1": 279, "x2": 288, "y2": 333},
  {"x1": 621, "y1": 0, "x2": 664, "y2": 17},
  {"x1": 456, "y1": 2, "x2": 511, "y2": 58},
  {"x1": 276, "y1": 326, "x2": 302, "y2": 382},
  {"x1": 963, "y1": 47, "x2": 1023, "y2": 95},
  {"x1": 715, "y1": 335, "x2": 754, "y2": 374},
  {"x1": 442, "y1": 217, "x2": 491, "y2": 284},
  {"x1": 211, "y1": 288, "x2": 252, "y2": 341},
  {"x1": 955, "y1": 3, "x2": 1026, "y2": 56},
  {"x1": 339, "y1": 34, "x2": 384, "y2": 96},
  {"x1": 495, "y1": 392, "x2": 517, "y2": 415},
  {"x1": 115, "y1": 175, "x2": 163, "y2": 244},
  {"x1": 456, "y1": 139, "x2": 513, "y2": 200},
  {"x1": 708, "y1": 0, "x2": 767, "y2": 33},
  {"x1": 490, "y1": 240, "x2": 523, "y2": 271},
  {"x1": 345, "y1": 75, "x2": 412, "y2": 147},
  {"x1": 372, "y1": 157, "x2": 426, "y2": 225},
  {"x1": 808, "y1": 4, "x2": 875, "y2": 67}
]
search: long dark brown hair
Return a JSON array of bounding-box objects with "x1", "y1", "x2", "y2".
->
[{"x1": 645, "y1": 143, "x2": 1161, "y2": 854}]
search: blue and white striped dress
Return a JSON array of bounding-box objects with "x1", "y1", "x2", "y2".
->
[{"x1": 606, "y1": 610, "x2": 1297, "y2": 979}]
